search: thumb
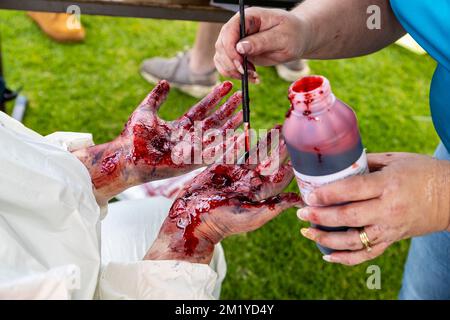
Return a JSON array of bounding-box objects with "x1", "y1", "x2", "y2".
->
[
  {"x1": 236, "y1": 28, "x2": 282, "y2": 57},
  {"x1": 247, "y1": 193, "x2": 303, "y2": 228},
  {"x1": 367, "y1": 152, "x2": 407, "y2": 171},
  {"x1": 138, "y1": 80, "x2": 170, "y2": 112}
]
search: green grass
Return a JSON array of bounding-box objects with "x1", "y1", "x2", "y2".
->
[{"x1": 0, "y1": 11, "x2": 439, "y2": 299}]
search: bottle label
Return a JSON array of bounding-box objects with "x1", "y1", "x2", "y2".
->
[{"x1": 294, "y1": 150, "x2": 368, "y2": 205}]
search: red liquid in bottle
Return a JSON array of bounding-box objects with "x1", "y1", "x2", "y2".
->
[{"x1": 283, "y1": 76, "x2": 368, "y2": 255}]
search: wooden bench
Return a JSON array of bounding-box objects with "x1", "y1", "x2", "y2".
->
[
  {"x1": 0, "y1": 1, "x2": 298, "y2": 112},
  {"x1": 0, "y1": 0, "x2": 234, "y2": 22},
  {"x1": 0, "y1": 0, "x2": 237, "y2": 113}
]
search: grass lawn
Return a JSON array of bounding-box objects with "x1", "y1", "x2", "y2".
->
[{"x1": 0, "y1": 11, "x2": 439, "y2": 299}]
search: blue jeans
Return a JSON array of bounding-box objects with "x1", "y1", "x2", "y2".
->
[{"x1": 399, "y1": 143, "x2": 450, "y2": 300}]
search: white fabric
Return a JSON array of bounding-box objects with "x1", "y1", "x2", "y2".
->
[
  {"x1": 0, "y1": 265, "x2": 80, "y2": 300},
  {"x1": 100, "y1": 261, "x2": 218, "y2": 300},
  {"x1": 100, "y1": 198, "x2": 226, "y2": 299},
  {"x1": 0, "y1": 111, "x2": 225, "y2": 300},
  {"x1": 45, "y1": 132, "x2": 94, "y2": 152},
  {"x1": 0, "y1": 112, "x2": 100, "y2": 300}
]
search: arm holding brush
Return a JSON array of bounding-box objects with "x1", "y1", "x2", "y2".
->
[{"x1": 214, "y1": 0, "x2": 405, "y2": 78}]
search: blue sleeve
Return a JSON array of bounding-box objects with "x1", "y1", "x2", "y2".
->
[{"x1": 390, "y1": 0, "x2": 450, "y2": 71}]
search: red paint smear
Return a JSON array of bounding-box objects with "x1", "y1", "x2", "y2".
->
[
  {"x1": 183, "y1": 211, "x2": 202, "y2": 256},
  {"x1": 181, "y1": 193, "x2": 285, "y2": 255},
  {"x1": 145, "y1": 80, "x2": 170, "y2": 106},
  {"x1": 244, "y1": 123, "x2": 251, "y2": 160},
  {"x1": 313, "y1": 147, "x2": 323, "y2": 163},
  {"x1": 183, "y1": 81, "x2": 233, "y2": 124},
  {"x1": 101, "y1": 152, "x2": 120, "y2": 175},
  {"x1": 287, "y1": 76, "x2": 325, "y2": 119},
  {"x1": 270, "y1": 170, "x2": 285, "y2": 183},
  {"x1": 292, "y1": 76, "x2": 323, "y2": 93},
  {"x1": 169, "y1": 164, "x2": 295, "y2": 255},
  {"x1": 131, "y1": 123, "x2": 172, "y2": 166}
]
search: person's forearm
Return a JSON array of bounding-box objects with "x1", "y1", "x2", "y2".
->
[
  {"x1": 436, "y1": 159, "x2": 450, "y2": 232},
  {"x1": 294, "y1": 0, "x2": 405, "y2": 59},
  {"x1": 144, "y1": 228, "x2": 215, "y2": 265},
  {"x1": 73, "y1": 137, "x2": 139, "y2": 206}
]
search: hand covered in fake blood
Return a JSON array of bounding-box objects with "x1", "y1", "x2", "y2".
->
[
  {"x1": 297, "y1": 153, "x2": 450, "y2": 266},
  {"x1": 73, "y1": 81, "x2": 243, "y2": 205},
  {"x1": 145, "y1": 129, "x2": 303, "y2": 264}
]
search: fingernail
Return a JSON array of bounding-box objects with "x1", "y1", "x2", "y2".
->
[
  {"x1": 253, "y1": 76, "x2": 261, "y2": 85},
  {"x1": 250, "y1": 71, "x2": 260, "y2": 84},
  {"x1": 300, "y1": 228, "x2": 311, "y2": 238},
  {"x1": 234, "y1": 60, "x2": 244, "y2": 75},
  {"x1": 306, "y1": 193, "x2": 317, "y2": 206},
  {"x1": 236, "y1": 41, "x2": 251, "y2": 54},
  {"x1": 323, "y1": 255, "x2": 334, "y2": 263},
  {"x1": 297, "y1": 208, "x2": 309, "y2": 221}
]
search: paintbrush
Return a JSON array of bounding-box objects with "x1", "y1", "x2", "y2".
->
[{"x1": 239, "y1": 0, "x2": 251, "y2": 162}]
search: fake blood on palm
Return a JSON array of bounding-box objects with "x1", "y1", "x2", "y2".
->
[
  {"x1": 283, "y1": 76, "x2": 368, "y2": 255},
  {"x1": 171, "y1": 164, "x2": 285, "y2": 255}
]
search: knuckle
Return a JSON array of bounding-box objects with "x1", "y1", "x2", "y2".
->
[
  {"x1": 386, "y1": 176, "x2": 401, "y2": 193},
  {"x1": 341, "y1": 257, "x2": 356, "y2": 266},
  {"x1": 260, "y1": 33, "x2": 271, "y2": 46},
  {"x1": 314, "y1": 189, "x2": 332, "y2": 205},
  {"x1": 348, "y1": 255, "x2": 365, "y2": 266},
  {"x1": 345, "y1": 232, "x2": 361, "y2": 249},
  {"x1": 309, "y1": 211, "x2": 321, "y2": 225},
  {"x1": 388, "y1": 200, "x2": 406, "y2": 218},
  {"x1": 219, "y1": 69, "x2": 230, "y2": 77},
  {"x1": 358, "y1": 175, "x2": 371, "y2": 188},
  {"x1": 367, "y1": 250, "x2": 380, "y2": 261},
  {"x1": 314, "y1": 233, "x2": 325, "y2": 245},
  {"x1": 339, "y1": 206, "x2": 358, "y2": 226},
  {"x1": 316, "y1": 233, "x2": 329, "y2": 247},
  {"x1": 368, "y1": 224, "x2": 383, "y2": 242},
  {"x1": 215, "y1": 40, "x2": 222, "y2": 51}
]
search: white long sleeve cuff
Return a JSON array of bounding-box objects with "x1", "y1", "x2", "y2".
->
[{"x1": 99, "y1": 260, "x2": 218, "y2": 300}]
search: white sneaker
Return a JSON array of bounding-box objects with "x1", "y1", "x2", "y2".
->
[{"x1": 276, "y1": 59, "x2": 311, "y2": 82}]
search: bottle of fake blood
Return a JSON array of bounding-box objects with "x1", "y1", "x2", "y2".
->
[{"x1": 282, "y1": 75, "x2": 368, "y2": 255}]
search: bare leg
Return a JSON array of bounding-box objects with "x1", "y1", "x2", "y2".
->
[{"x1": 189, "y1": 22, "x2": 223, "y2": 75}]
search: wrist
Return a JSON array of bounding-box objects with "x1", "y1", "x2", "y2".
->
[
  {"x1": 290, "y1": 6, "x2": 314, "y2": 57},
  {"x1": 73, "y1": 137, "x2": 133, "y2": 203},
  {"x1": 144, "y1": 231, "x2": 215, "y2": 265},
  {"x1": 434, "y1": 159, "x2": 450, "y2": 232}
]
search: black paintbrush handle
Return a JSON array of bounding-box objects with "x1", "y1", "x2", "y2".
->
[{"x1": 239, "y1": 0, "x2": 250, "y2": 124}]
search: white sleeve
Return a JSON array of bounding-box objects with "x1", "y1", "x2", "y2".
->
[
  {"x1": 99, "y1": 198, "x2": 227, "y2": 300},
  {"x1": 0, "y1": 112, "x2": 101, "y2": 300},
  {"x1": 44, "y1": 131, "x2": 108, "y2": 218},
  {"x1": 0, "y1": 265, "x2": 80, "y2": 300},
  {"x1": 99, "y1": 260, "x2": 218, "y2": 300}
]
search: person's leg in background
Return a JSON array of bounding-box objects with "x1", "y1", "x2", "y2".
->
[
  {"x1": 140, "y1": 22, "x2": 222, "y2": 98},
  {"x1": 27, "y1": 12, "x2": 85, "y2": 43},
  {"x1": 399, "y1": 142, "x2": 450, "y2": 300},
  {"x1": 140, "y1": 22, "x2": 310, "y2": 98},
  {"x1": 190, "y1": 22, "x2": 223, "y2": 76}
]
